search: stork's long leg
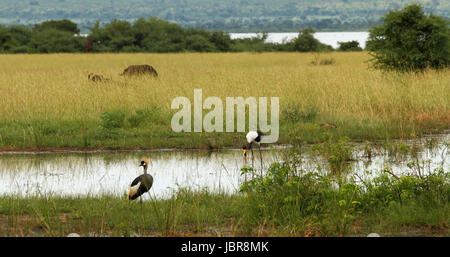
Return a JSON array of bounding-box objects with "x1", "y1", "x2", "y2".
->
[{"x1": 259, "y1": 143, "x2": 263, "y2": 177}]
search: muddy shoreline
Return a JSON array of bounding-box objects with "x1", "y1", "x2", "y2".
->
[
  {"x1": 0, "y1": 145, "x2": 293, "y2": 154},
  {"x1": 0, "y1": 130, "x2": 447, "y2": 155}
]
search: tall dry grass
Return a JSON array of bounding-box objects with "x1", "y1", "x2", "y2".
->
[{"x1": 0, "y1": 52, "x2": 448, "y2": 149}]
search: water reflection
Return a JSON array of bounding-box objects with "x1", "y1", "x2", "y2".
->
[
  {"x1": 0, "y1": 149, "x2": 283, "y2": 198},
  {"x1": 0, "y1": 134, "x2": 448, "y2": 199}
]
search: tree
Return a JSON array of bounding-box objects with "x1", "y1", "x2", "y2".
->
[
  {"x1": 33, "y1": 19, "x2": 80, "y2": 34},
  {"x1": 8, "y1": 25, "x2": 32, "y2": 46},
  {"x1": 293, "y1": 28, "x2": 332, "y2": 52},
  {"x1": 2, "y1": 25, "x2": 32, "y2": 53},
  {"x1": 209, "y1": 31, "x2": 231, "y2": 52},
  {"x1": 0, "y1": 25, "x2": 12, "y2": 52},
  {"x1": 28, "y1": 29, "x2": 84, "y2": 53},
  {"x1": 185, "y1": 34, "x2": 215, "y2": 52},
  {"x1": 337, "y1": 40, "x2": 362, "y2": 51},
  {"x1": 366, "y1": 4, "x2": 449, "y2": 72},
  {"x1": 103, "y1": 19, "x2": 134, "y2": 51}
]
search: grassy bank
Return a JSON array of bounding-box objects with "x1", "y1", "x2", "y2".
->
[
  {"x1": 0, "y1": 52, "x2": 449, "y2": 150},
  {"x1": 1, "y1": 160, "x2": 448, "y2": 237}
]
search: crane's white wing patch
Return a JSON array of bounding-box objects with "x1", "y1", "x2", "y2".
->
[{"x1": 129, "y1": 181, "x2": 141, "y2": 197}]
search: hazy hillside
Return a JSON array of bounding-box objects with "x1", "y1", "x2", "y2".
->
[{"x1": 0, "y1": 0, "x2": 448, "y2": 32}]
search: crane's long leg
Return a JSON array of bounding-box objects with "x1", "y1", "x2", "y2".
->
[
  {"x1": 251, "y1": 147, "x2": 255, "y2": 179},
  {"x1": 243, "y1": 154, "x2": 247, "y2": 183}
]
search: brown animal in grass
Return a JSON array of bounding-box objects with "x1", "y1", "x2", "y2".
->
[
  {"x1": 319, "y1": 123, "x2": 337, "y2": 129},
  {"x1": 88, "y1": 73, "x2": 110, "y2": 82},
  {"x1": 120, "y1": 65, "x2": 158, "y2": 77}
]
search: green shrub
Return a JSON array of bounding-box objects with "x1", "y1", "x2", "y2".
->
[
  {"x1": 239, "y1": 156, "x2": 449, "y2": 235},
  {"x1": 337, "y1": 40, "x2": 363, "y2": 51},
  {"x1": 240, "y1": 163, "x2": 331, "y2": 227},
  {"x1": 313, "y1": 136, "x2": 354, "y2": 176},
  {"x1": 366, "y1": 4, "x2": 449, "y2": 72}
]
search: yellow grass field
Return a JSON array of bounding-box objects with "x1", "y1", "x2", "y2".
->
[{"x1": 0, "y1": 52, "x2": 448, "y2": 150}]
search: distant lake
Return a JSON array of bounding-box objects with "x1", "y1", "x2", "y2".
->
[{"x1": 230, "y1": 32, "x2": 370, "y2": 49}]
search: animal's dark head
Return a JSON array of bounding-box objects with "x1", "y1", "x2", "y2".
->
[{"x1": 140, "y1": 158, "x2": 149, "y2": 167}]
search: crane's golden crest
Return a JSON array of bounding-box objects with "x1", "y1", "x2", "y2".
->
[{"x1": 141, "y1": 157, "x2": 149, "y2": 165}]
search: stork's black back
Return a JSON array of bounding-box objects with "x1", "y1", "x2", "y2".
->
[
  {"x1": 255, "y1": 130, "x2": 263, "y2": 143},
  {"x1": 129, "y1": 174, "x2": 154, "y2": 200}
]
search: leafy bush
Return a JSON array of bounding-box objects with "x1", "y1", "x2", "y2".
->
[
  {"x1": 337, "y1": 40, "x2": 363, "y2": 51},
  {"x1": 239, "y1": 155, "x2": 449, "y2": 235},
  {"x1": 240, "y1": 163, "x2": 331, "y2": 227},
  {"x1": 313, "y1": 136, "x2": 354, "y2": 176},
  {"x1": 366, "y1": 4, "x2": 449, "y2": 72}
]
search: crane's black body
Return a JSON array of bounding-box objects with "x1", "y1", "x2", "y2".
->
[
  {"x1": 129, "y1": 174, "x2": 153, "y2": 200},
  {"x1": 129, "y1": 159, "x2": 153, "y2": 201}
]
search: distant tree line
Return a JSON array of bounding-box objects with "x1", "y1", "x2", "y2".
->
[
  {"x1": 0, "y1": 17, "x2": 365, "y2": 54},
  {"x1": 0, "y1": 19, "x2": 84, "y2": 53}
]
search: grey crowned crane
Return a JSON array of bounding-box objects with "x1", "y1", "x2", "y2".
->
[
  {"x1": 243, "y1": 130, "x2": 264, "y2": 172},
  {"x1": 129, "y1": 158, "x2": 154, "y2": 202}
]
